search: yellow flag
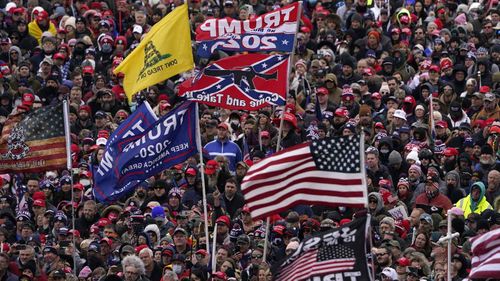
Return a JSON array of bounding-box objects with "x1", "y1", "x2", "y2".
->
[{"x1": 113, "y1": 4, "x2": 194, "y2": 100}]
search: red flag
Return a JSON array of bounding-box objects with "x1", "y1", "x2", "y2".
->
[
  {"x1": 469, "y1": 228, "x2": 500, "y2": 279},
  {"x1": 178, "y1": 53, "x2": 289, "y2": 110},
  {"x1": 241, "y1": 135, "x2": 367, "y2": 220}
]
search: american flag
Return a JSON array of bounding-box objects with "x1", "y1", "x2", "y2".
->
[
  {"x1": 241, "y1": 135, "x2": 367, "y2": 220},
  {"x1": 276, "y1": 244, "x2": 356, "y2": 281},
  {"x1": 469, "y1": 228, "x2": 500, "y2": 279},
  {"x1": 0, "y1": 103, "x2": 66, "y2": 173}
]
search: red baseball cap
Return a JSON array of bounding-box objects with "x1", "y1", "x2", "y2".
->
[
  {"x1": 334, "y1": 108, "x2": 348, "y2": 117},
  {"x1": 204, "y1": 160, "x2": 218, "y2": 175},
  {"x1": 33, "y1": 199, "x2": 46, "y2": 207},
  {"x1": 73, "y1": 183, "x2": 84, "y2": 191},
  {"x1": 436, "y1": 120, "x2": 448, "y2": 129},
  {"x1": 480, "y1": 86, "x2": 491, "y2": 94},
  {"x1": 53, "y1": 53, "x2": 66, "y2": 60},
  {"x1": 374, "y1": 122, "x2": 385, "y2": 129},
  {"x1": 217, "y1": 123, "x2": 228, "y2": 130},
  {"x1": 82, "y1": 65, "x2": 94, "y2": 75},
  {"x1": 371, "y1": 92, "x2": 382, "y2": 100},
  {"x1": 216, "y1": 215, "x2": 230, "y2": 226},
  {"x1": 429, "y1": 65, "x2": 440, "y2": 72},
  {"x1": 443, "y1": 147, "x2": 459, "y2": 157},
  {"x1": 185, "y1": 167, "x2": 197, "y2": 176},
  {"x1": 316, "y1": 87, "x2": 328, "y2": 95},
  {"x1": 260, "y1": 130, "x2": 270, "y2": 138}
]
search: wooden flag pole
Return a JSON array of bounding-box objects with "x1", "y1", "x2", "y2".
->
[
  {"x1": 195, "y1": 103, "x2": 211, "y2": 255},
  {"x1": 63, "y1": 100, "x2": 77, "y2": 275}
]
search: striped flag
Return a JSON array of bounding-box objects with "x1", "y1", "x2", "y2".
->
[
  {"x1": 469, "y1": 228, "x2": 500, "y2": 279},
  {"x1": 241, "y1": 135, "x2": 367, "y2": 220},
  {"x1": 273, "y1": 217, "x2": 371, "y2": 281},
  {"x1": 0, "y1": 104, "x2": 66, "y2": 173},
  {"x1": 277, "y1": 245, "x2": 355, "y2": 281}
]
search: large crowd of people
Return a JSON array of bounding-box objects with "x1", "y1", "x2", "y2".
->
[{"x1": 0, "y1": 0, "x2": 499, "y2": 280}]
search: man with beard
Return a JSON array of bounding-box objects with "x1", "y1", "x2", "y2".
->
[
  {"x1": 37, "y1": 75, "x2": 59, "y2": 105},
  {"x1": 444, "y1": 171, "x2": 466, "y2": 204},
  {"x1": 414, "y1": 176, "x2": 452, "y2": 211},
  {"x1": 474, "y1": 145, "x2": 499, "y2": 183},
  {"x1": 74, "y1": 105, "x2": 95, "y2": 132},
  {"x1": 374, "y1": 246, "x2": 393, "y2": 276},
  {"x1": 337, "y1": 55, "x2": 361, "y2": 87},
  {"x1": 89, "y1": 89, "x2": 127, "y2": 116},
  {"x1": 331, "y1": 107, "x2": 348, "y2": 136},
  {"x1": 473, "y1": 93, "x2": 500, "y2": 121},
  {"x1": 76, "y1": 200, "x2": 98, "y2": 238}
]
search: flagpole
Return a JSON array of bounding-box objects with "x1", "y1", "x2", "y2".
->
[
  {"x1": 447, "y1": 209, "x2": 452, "y2": 281},
  {"x1": 275, "y1": 1, "x2": 302, "y2": 152},
  {"x1": 62, "y1": 100, "x2": 76, "y2": 274},
  {"x1": 359, "y1": 132, "x2": 368, "y2": 208},
  {"x1": 263, "y1": 2, "x2": 302, "y2": 262},
  {"x1": 194, "y1": 103, "x2": 211, "y2": 255},
  {"x1": 212, "y1": 223, "x2": 218, "y2": 274},
  {"x1": 365, "y1": 214, "x2": 375, "y2": 281}
]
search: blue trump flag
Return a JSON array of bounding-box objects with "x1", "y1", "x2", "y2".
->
[{"x1": 93, "y1": 101, "x2": 198, "y2": 203}]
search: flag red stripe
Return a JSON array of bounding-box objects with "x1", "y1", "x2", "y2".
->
[
  {"x1": 280, "y1": 259, "x2": 354, "y2": 280},
  {"x1": 278, "y1": 251, "x2": 355, "y2": 281},
  {"x1": 469, "y1": 228, "x2": 500, "y2": 279},
  {"x1": 290, "y1": 263, "x2": 355, "y2": 281},
  {"x1": 251, "y1": 186, "x2": 364, "y2": 207},
  {"x1": 242, "y1": 156, "x2": 312, "y2": 185},
  {"x1": 244, "y1": 143, "x2": 309, "y2": 177},
  {"x1": 0, "y1": 152, "x2": 67, "y2": 163},
  {"x1": 247, "y1": 176, "x2": 363, "y2": 198}
]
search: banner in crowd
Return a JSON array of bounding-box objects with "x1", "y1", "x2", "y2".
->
[
  {"x1": 241, "y1": 135, "x2": 367, "y2": 220},
  {"x1": 93, "y1": 101, "x2": 197, "y2": 203},
  {"x1": 178, "y1": 53, "x2": 289, "y2": 110},
  {"x1": 273, "y1": 216, "x2": 371, "y2": 281},
  {"x1": 195, "y1": 2, "x2": 300, "y2": 58},
  {"x1": 113, "y1": 4, "x2": 194, "y2": 100},
  {"x1": 469, "y1": 228, "x2": 500, "y2": 279},
  {"x1": 0, "y1": 103, "x2": 66, "y2": 173},
  {"x1": 105, "y1": 101, "x2": 158, "y2": 149}
]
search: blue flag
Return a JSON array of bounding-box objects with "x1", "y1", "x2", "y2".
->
[{"x1": 93, "y1": 101, "x2": 198, "y2": 203}]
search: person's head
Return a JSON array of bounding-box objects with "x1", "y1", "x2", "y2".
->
[
  {"x1": 217, "y1": 123, "x2": 229, "y2": 140},
  {"x1": 139, "y1": 248, "x2": 153, "y2": 268},
  {"x1": 171, "y1": 228, "x2": 186, "y2": 247},
  {"x1": 122, "y1": 255, "x2": 146, "y2": 281},
  {"x1": 19, "y1": 245, "x2": 35, "y2": 263},
  {"x1": 376, "y1": 246, "x2": 392, "y2": 266},
  {"x1": 224, "y1": 178, "x2": 238, "y2": 198},
  {"x1": 366, "y1": 151, "x2": 379, "y2": 169},
  {"x1": 216, "y1": 247, "x2": 229, "y2": 265},
  {"x1": 251, "y1": 248, "x2": 264, "y2": 265}
]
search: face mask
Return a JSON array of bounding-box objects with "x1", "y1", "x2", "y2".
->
[
  {"x1": 137, "y1": 190, "x2": 146, "y2": 198},
  {"x1": 80, "y1": 179, "x2": 91, "y2": 188},
  {"x1": 380, "y1": 148, "x2": 390, "y2": 154},
  {"x1": 172, "y1": 264, "x2": 182, "y2": 274},
  {"x1": 338, "y1": 206, "x2": 346, "y2": 213},
  {"x1": 129, "y1": 102, "x2": 137, "y2": 112},
  {"x1": 101, "y1": 43, "x2": 112, "y2": 53}
]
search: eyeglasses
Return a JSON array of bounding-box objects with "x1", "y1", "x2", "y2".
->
[
  {"x1": 376, "y1": 252, "x2": 388, "y2": 257},
  {"x1": 252, "y1": 254, "x2": 263, "y2": 258},
  {"x1": 369, "y1": 200, "x2": 377, "y2": 203}
]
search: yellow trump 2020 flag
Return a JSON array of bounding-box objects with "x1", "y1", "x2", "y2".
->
[{"x1": 113, "y1": 4, "x2": 194, "y2": 100}]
